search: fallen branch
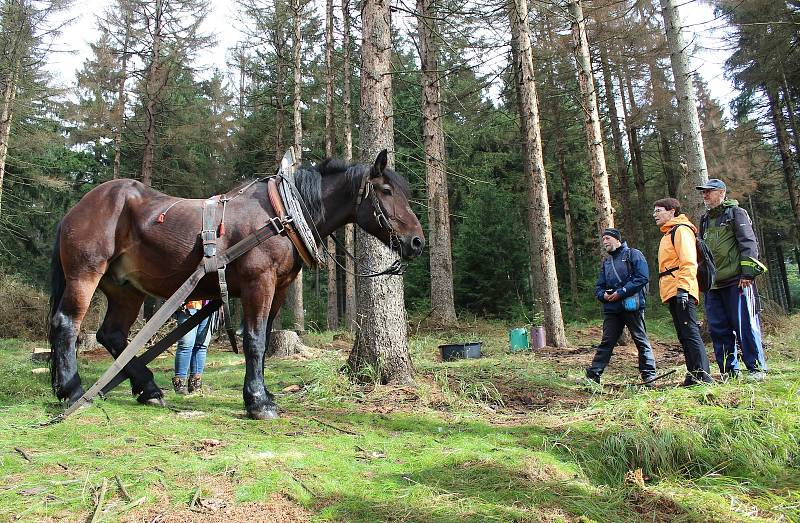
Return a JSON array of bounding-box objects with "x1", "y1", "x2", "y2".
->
[
  {"x1": 114, "y1": 475, "x2": 131, "y2": 502},
  {"x1": 14, "y1": 447, "x2": 32, "y2": 462},
  {"x1": 641, "y1": 369, "x2": 676, "y2": 385},
  {"x1": 309, "y1": 417, "x2": 359, "y2": 436},
  {"x1": 89, "y1": 478, "x2": 108, "y2": 523},
  {"x1": 189, "y1": 486, "x2": 201, "y2": 509}
]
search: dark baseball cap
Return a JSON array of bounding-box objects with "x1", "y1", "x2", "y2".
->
[{"x1": 695, "y1": 178, "x2": 726, "y2": 191}]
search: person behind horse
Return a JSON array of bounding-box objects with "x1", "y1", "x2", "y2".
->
[
  {"x1": 584, "y1": 228, "x2": 657, "y2": 387},
  {"x1": 696, "y1": 179, "x2": 767, "y2": 381},
  {"x1": 173, "y1": 300, "x2": 211, "y2": 394},
  {"x1": 653, "y1": 198, "x2": 713, "y2": 386}
]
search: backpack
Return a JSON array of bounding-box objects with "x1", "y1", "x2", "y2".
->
[{"x1": 663, "y1": 224, "x2": 717, "y2": 293}]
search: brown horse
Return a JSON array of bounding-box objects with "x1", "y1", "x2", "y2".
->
[{"x1": 49, "y1": 151, "x2": 424, "y2": 420}]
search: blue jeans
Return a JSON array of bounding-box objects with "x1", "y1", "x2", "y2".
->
[
  {"x1": 587, "y1": 310, "x2": 657, "y2": 381},
  {"x1": 174, "y1": 308, "x2": 211, "y2": 378},
  {"x1": 704, "y1": 284, "x2": 767, "y2": 374}
]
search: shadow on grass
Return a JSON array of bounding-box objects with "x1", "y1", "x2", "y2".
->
[{"x1": 312, "y1": 459, "x2": 698, "y2": 523}]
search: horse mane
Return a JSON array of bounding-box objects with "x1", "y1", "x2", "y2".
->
[{"x1": 293, "y1": 158, "x2": 411, "y2": 225}]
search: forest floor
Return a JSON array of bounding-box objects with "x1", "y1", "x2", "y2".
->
[{"x1": 1, "y1": 313, "x2": 799, "y2": 522}]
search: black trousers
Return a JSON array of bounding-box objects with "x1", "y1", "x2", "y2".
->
[
  {"x1": 587, "y1": 310, "x2": 657, "y2": 381},
  {"x1": 668, "y1": 297, "x2": 712, "y2": 383}
]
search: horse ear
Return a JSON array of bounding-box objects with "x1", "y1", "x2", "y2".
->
[{"x1": 371, "y1": 149, "x2": 388, "y2": 178}]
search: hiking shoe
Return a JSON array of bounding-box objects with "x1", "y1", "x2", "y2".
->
[
  {"x1": 577, "y1": 375, "x2": 602, "y2": 391},
  {"x1": 188, "y1": 374, "x2": 203, "y2": 393},
  {"x1": 720, "y1": 371, "x2": 741, "y2": 383},
  {"x1": 747, "y1": 371, "x2": 767, "y2": 382},
  {"x1": 640, "y1": 377, "x2": 657, "y2": 389},
  {"x1": 172, "y1": 376, "x2": 188, "y2": 395}
]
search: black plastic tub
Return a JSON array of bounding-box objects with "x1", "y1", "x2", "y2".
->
[{"x1": 439, "y1": 342, "x2": 482, "y2": 361}]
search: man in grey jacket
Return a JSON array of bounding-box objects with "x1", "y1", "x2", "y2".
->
[{"x1": 696, "y1": 179, "x2": 767, "y2": 381}]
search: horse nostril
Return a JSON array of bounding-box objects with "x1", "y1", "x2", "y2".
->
[{"x1": 411, "y1": 236, "x2": 424, "y2": 252}]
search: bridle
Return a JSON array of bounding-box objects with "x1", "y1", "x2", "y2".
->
[
  {"x1": 285, "y1": 169, "x2": 406, "y2": 278},
  {"x1": 351, "y1": 172, "x2": 406, "y2": 276}
]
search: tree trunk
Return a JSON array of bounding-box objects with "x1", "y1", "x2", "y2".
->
[
  {"x1": 274, "y1": 1, "x2": 287, "y2": 168},
  {"x1": 509, "y1": 0, "x2": 567, "y2": 347},
  {"x1": 325, "y1": 0, "x2": 338, "y2": 330},
  {"x1": 287, "y1": 0, "x2": 305, "y2": 334},
  {"x1": 659, "y1": 0, "x2": 708, "y2": 220},
  {"x1": 781, "y1": 71, "x2": 800, "y2": 171},
  {"x1": 417, "y1": 0, "x2": 456, "y2": 325},
  {"x1": 347, "y1": 0, "x2": 415, "y2": 383},
  {"x1": 342, "y1": 0, "x2": 356, "y2": 331},
  {"x1": 766, "y1": 85, "x2": 800, "y2": 239},
  {"x1": 599, "y1": 45, "x2": 633, "y2": 240},
  {"x1": 0, "y1": 59, "x2": 20, "y2": 218},
  {"x1": 776, "y1": 244, "x2": 792, "y2": 311},
  {"x1": 558, "y1": 136, "x2": 579, "y2": 305},
  {"x1": 568, "y1": 0, "x2": 614, "y2": 236},
  {"x1": 637, "y1": 1, "x2": 679, "y2": 199},
  {"x1": 113, "y1": 3, "x2": 132, "y2": 180},
  {"x1": 140, "y1": 0, "x2": 164, "y2": 187},
  {"x1": 618, "y1": 66, "x2": 656, "y2": 287}
]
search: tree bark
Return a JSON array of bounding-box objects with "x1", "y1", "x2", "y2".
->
[
  {"x1": 341, "y1": 0, "x2": 356, "y2": 331},
  {"x1": 139, "y1": 0, "x2": 165, "y2": 187},
  {"x1": 766, "y1": 85, "x2": 800, "y2": 239},
  {"x1": 0, "y1": 58, "x2": 20, "y2": 218},
  {"x1": 287, "y1": 0, "x2": 305, "y2": 334},
  {"x1": 113, "y1": 2, "x2": 132, "y2": 180},
  {"x1": 637, "y1": 1, "x2": 679, "y2": 199},
  {"x1": 325, "y1": 0, "x2": 338, "y2": 330},
  {"x1": 558, "y1": 134, "x2": 579, "y2": 305},
  {"x1": 509, "y1": 0, "x2": 567, "y2": 347},
  {"x1": 568, "y1": 0, "x2": 614, "y2": 236},
  {"x1": 417, "y1": 0, "x2": 456, "y2": 324},
  {"x1": 776, "y1": 244, "x2": 792, "y2": 311},
  {"x1": 347, "y1": 0, "x2": 415, "y2": 383},
  {"x1": 599, "y1": 45, "x2": 633, "y2": 240},
  {"x1": 781, "y1": 71, "x2": 800, "y2": 171},
  {"x1": 659, "y1": 0, "x2": 708, "y2": 220}
]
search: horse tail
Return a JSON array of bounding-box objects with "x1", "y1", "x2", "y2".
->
[{"x1": 49, "y1": 221, "x2": 66, "y2": 391}]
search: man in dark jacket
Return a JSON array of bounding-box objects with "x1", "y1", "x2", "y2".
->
[
  {"x1": 696, "y1": 179, "x2": 767, "y2": 381},
  {"x1": 584, "y1": 228, "x2": 657, "y2": 386}
]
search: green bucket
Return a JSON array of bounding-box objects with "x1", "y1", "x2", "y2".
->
[{"x1": 509, "y1": 328, "x2": 529, "y2": 352}]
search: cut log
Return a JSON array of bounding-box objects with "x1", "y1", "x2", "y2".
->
[
  {"x1": 31, "y1": 347, "x2": 50, "y2": 362},
  {"x1": 268, "y1": 330, "x2": 322, "y2": 360},
  {"x1": 269, "y1": 330, "x2": 305, "y2": 357}
]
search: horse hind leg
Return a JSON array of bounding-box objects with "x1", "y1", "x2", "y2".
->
[
  {"x1": 97, "y1": 279, "x2": 164, "y2": 406},
  {"x1": 49, "y1": 273, "x2": 103, "y2": 406}
]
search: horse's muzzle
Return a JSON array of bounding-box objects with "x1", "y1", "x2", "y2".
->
[{"x1": 400, "y1": 234, "x2": 425, "y2": 259}]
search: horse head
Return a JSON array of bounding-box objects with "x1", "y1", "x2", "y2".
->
[{"x1": 356, "y1": 150, "x2": 425, "y2": 260}]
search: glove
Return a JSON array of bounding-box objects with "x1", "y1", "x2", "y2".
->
[{"x1": 676, "y1": 289, "x2": 689, "y2": 311}]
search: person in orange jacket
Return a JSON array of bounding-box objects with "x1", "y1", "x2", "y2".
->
[{"x1": 653, "y1": 198, "x2": 713, "y2": 386}]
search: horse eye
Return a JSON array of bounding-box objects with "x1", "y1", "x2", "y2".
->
[{"x1": 381, "y1": 185, "x2": 392, "y2": 195}]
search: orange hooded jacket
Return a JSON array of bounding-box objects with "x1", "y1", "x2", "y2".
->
[{"x1": 658, "y1": 214, "x2": 700, "y2": 303}]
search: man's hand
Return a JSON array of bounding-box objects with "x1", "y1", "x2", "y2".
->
[
  {"x1": 676, "y1": 289, "x2": 690, "y2": 310},
  {"x1": 605, "y1": 291, "x2": 621, "y2": 302},
  {"x1": 739, "y1": 278, "x2": 754, "y2": 289}
]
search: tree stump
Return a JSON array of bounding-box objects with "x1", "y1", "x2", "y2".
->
[{"x1": 268, "y1": 330, "x2": 305, "y2": 358}]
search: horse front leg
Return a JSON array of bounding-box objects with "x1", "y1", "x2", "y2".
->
[{"x1": 241, "y1": 277, "x2": 280, "y2": 420}]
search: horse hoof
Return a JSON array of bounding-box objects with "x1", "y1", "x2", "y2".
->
[
  {"x1": 62, "y1": 387, "x2": 87, "y2": 407},
  {"x1": 137, "y1": 395, "x2": 166, "y2": 407},
  {"x1": 247, "y1": 407, "x2": 279, "y2": 420}
]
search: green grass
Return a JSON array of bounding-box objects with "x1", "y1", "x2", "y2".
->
[{"x1": 1, "y1": 317, "x2": 799, "y2": 522}]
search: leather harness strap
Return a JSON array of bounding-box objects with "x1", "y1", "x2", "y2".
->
[
  {"x1": 202, "y1": 197, "x2": 238, "y2": 354},
  {"x1": 267, "y1": 177, "x2": 317, "y2": 267}
]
